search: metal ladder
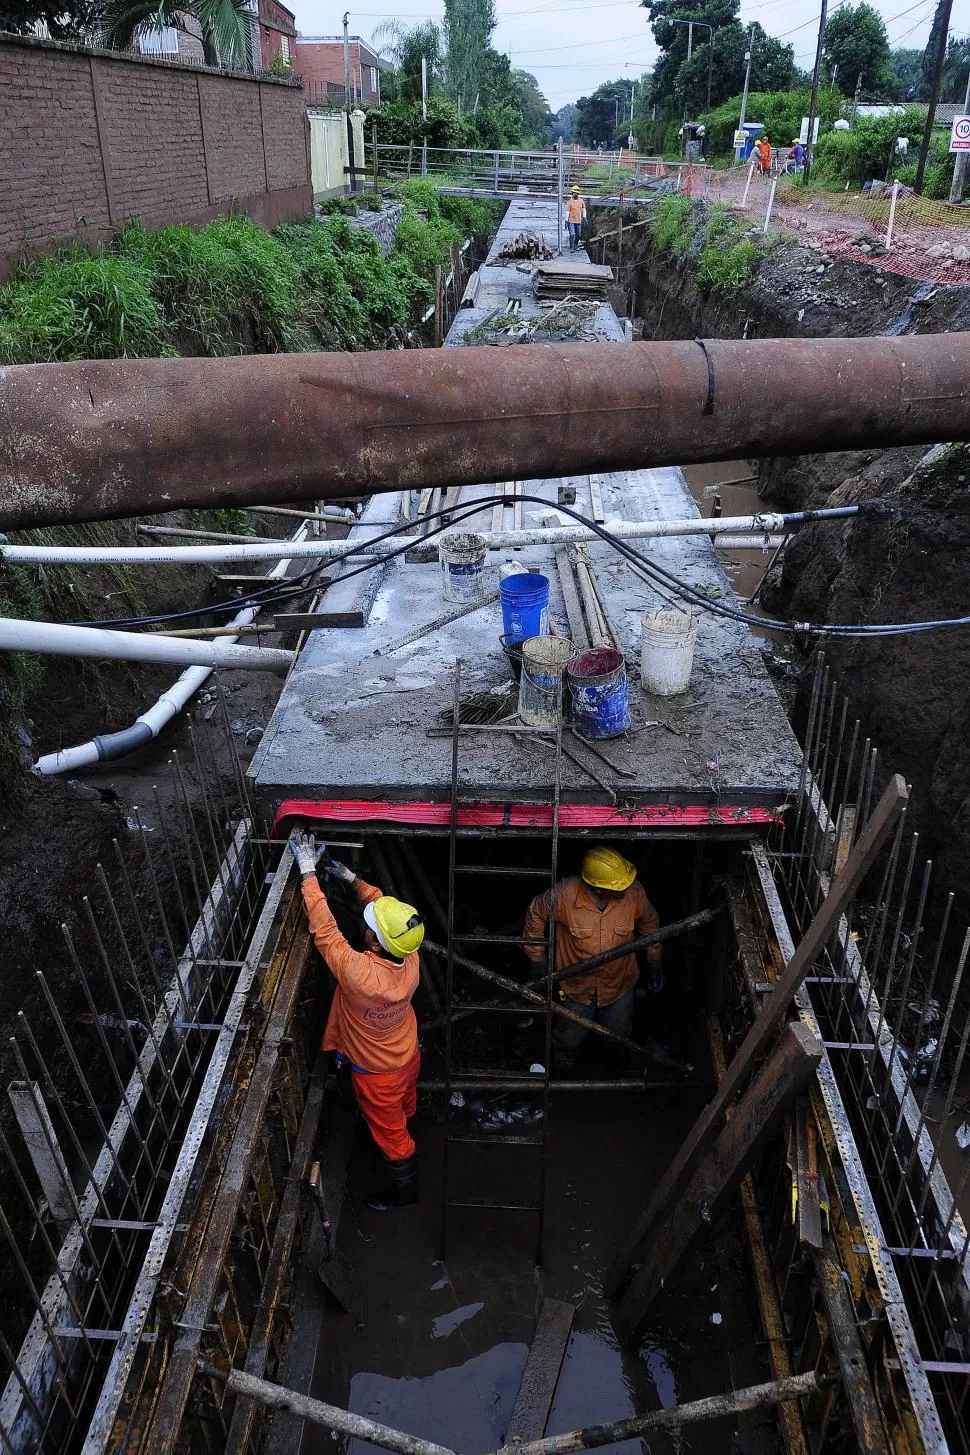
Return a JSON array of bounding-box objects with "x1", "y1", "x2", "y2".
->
[{"x1": 440, "y1": 662, "x2": 564, "y2": 1267}]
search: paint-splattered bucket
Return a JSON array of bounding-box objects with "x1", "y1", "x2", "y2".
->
[
  {"x1": 518, "y1": 636, "x2": 574, "y2": 727},
  {"x1": 640, "y1": 608, "x2": 698, "y2": 696},
  {"x1": 499, "y1": 571, "x2": 550, "y2": 644},
  {"x1": 438, "y1": 531, "x2": 487, "y2": 603},
  {"x1": 567, "y1": 647, "x2": 630, "y2": 740}
]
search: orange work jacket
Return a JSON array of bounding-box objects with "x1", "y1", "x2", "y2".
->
[
  {"x1": 302, "y1": 875, "x2": 420, "y2": 1073},
  {"x1": 523, "y1": 876, "x2": 659, "y2": 1006},
  {"x1": 566, "y1": 195, "x2": 586, "y2": 223}
]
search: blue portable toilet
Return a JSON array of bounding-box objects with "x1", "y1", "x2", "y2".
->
[{"x1": 736, "y1": 122, "x2": 764, "y2": 161}]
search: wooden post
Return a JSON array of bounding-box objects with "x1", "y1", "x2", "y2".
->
[
  {"x1": 504, "y1": 1300, "x2": 575, "y2": 1443},
  {"x1": 372, "y1": 122, "x2": 379, "y2": 191},
  {"x1": 494, "y1": 1370, "x2": 822, "y2": 1455},
  {"x1": 617, "y1": 200, "x2": 623, "y2": 272},
  {"x1": 604, "y1": 774, "x2": 907, "y2": 1299},
  {"x1": 433, "y1": 264, "x2": 443, "y2": 347},
  {"x1": 612, "y1": 1022, "x2": 823, "y2": 1344}
]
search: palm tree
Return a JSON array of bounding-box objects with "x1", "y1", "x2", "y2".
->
[{"x1": 96, "y1": 0, "x2": 256, "y2": 69}]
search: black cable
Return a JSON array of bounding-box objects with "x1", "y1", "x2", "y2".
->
[{"x1": 69, "y1": 489, "x2": 970, "y2": 641}]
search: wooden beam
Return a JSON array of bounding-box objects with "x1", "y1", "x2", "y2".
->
[
  {"x1": 504, "y1": 1300, "x2": 575, "y2": 1444},
  {"x1": 612, "y1": 1022, "x2": 823, "y2": 1344},
  {"x1": 813, "y1": 1235, "x2": 891, "y2": 1454},
  {"x1": 604, "y1": 774, "x2": 907, "y2": 1299},
  {"x1": 493, "y1": 1371, "x2": 822, "y2": 1455}
]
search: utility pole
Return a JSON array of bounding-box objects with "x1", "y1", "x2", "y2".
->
[
  {"x1": 421, "y1": 54, "x2": 427, "y2": 120},
  {"x1": 949, "y1": 59, "x2": 970, "y2": 202},
  {"x1": 706, "y1": 32, "x2": 714, "y2": 110},
  {"x1": 916, "y1": 0, "x2": 952, "y2": 193},
  {"x1": 850, "y1": 71, "x2": 862, "y2": 125},
  {"x1": 804, "y1": 0, "x2": 828, "y2": 184},
  {"x1": 343, "y1": 11, "x2": 357, "y2": 195},
  {"x1": 687, "y1": 20, "x2": 693, "y2": 59},
  {"x1": 738, "y1": 24, "x2": 754, "y2": 132}
]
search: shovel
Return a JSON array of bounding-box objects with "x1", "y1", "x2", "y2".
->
[{"x1": 308, "y1": 1160, "x2": 354, "y2": 1312}]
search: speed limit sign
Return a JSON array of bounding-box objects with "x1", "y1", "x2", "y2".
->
[{"x1": 951, "y1": 115, "x2": 970, "y2": 151}]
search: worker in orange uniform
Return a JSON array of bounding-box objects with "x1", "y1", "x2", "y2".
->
[
  {"x1": 289, "y1": 832, "x2": 425, "y2": 1211},
  {"x1": 522, "y1": 847, "x2": 661, "y2": 1072},
  {"x1": 756, "y1": 136, "x2": 772, "y2": 175},
  {"x1": 566, "y1": 183, "x2": 587, "y2": 251}
]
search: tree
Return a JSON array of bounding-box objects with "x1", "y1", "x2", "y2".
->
[
  {"x1": 511, "y1": 69, "x2": 553, "y2": 144},
  {"x1": 550, "y1": 102, "x2": 577, "y2": 143},
  {"x1": 823, "y1": 2, "x2": 895, "y2": 100},
  {"x1": 96, "y1": 0, "x2": 255, "y2": 67},
  {"x1": 941, "y1": 35, "x2": 970, "y2": 102},
  {"x1": 643, "y1": 0, "x2": 740, "y2": 112},
  {"x1": 0, "y1": 0, "x2": 94, "y2": 38},
  {"x1": 372, "y1": 20, "x2": 444, "y2": 105},
  {"x1": 890, "y1": 47, "x2": 924, "y2": 101},
  {"x1": 443, "y1": 0, "x2": 496, "y2": 114},
  {"x1": 574, "y1": 78, "x2": 631, "y2": 146},
  {"x1": 674, "y1": 21, "x2": 796, "y2": 115}
]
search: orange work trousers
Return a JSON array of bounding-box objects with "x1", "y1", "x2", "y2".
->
[{"x1": 352, "y1": 1049, "x2": 421, "y2": 1161}]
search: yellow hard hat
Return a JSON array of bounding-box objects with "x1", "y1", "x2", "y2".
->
[
  {"x1": 364, "y1": 896, "x2": 425, "y2": 958},
  {"x1": 571, "y1": 184, "x2": 581, "y2": 193},
  {"x1": 581, "y1": 847, "x2": 636, "y2": 893}
]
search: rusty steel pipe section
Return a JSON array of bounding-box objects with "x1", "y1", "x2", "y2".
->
[{"x1": 0, "y1": 336, "x2": 966, "y2": 531}]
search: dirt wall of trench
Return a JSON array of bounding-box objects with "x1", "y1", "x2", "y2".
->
[{"x1": 595, "y1": 208, "x2": 970, "y2": 905}]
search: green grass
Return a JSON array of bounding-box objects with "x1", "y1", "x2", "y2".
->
[
  {"x1": 649, "y1": 196, "x2": 759, "y2": 295},
  {"x1": 0, "y1": 196, "x2": 504, "y2": 366}
]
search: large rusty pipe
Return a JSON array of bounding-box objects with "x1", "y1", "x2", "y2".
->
[{"x1": 1, "y1": 336, "x2": 966, "y2": 531}]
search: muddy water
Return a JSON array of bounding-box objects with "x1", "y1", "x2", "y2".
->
[
  {"x1": 680, "y1": 463, "x2": 784, "y2": 645},
  {"x1": 305, "y1": 1091, "x2": 779, "y2": 1455}
]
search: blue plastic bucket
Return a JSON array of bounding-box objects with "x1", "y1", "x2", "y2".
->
[
  {"x1": 567, "y1": 647, "x2": 630, "y2": 740},
  {"x1": 499, "y1": 572, "x2": 550, "y2": 644}
]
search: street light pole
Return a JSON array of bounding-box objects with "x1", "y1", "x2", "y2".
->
[
  {"x1": 739, "y1": 23, "x2": 754, "y2": 131},
  {"x1": 804, "y1": 0, "x2": 828, "y2": 184}
]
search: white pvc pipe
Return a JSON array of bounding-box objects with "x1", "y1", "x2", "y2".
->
[
  {"x1": 1, "y1": 512, "x2": 818, "y2": 566},
  {"x1": 34, "y1": 524, "x2": 310, "y2": 775},
  {"x1": 1, "y1": 618, "x2": 293, "y2": 671}
]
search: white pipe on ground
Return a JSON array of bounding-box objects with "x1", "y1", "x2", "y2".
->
[
  {"x1": 34, "y1": 524, "x2": 311, "y2": 775},
  {"x1": 1, "y1": 510, "x2": 856, "y2": 566},
  {"x1": 2, "y1": 618, "x2": 293, "y2": 671}
]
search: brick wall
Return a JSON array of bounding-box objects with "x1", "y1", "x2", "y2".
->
[
  {"x1": 258, "y1": 0, "x2": 296, "y2": 70},
  {"x1": 0, "y1": 33, "x2": 311, "y2": 278}
]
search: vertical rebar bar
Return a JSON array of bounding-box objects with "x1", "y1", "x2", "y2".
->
[
  {"x1": 440, "y1": 659, "x2": 461, "y2": 1263},
  {"x1": 130, "y1": 810, "x2": 196, "y2": 1026}
]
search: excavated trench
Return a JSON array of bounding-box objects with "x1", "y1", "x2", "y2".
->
[{"x1": 591, "y1": 205, "x2": 970, "y2": 915}]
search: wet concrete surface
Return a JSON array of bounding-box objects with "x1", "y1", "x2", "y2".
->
[{"x1": 301, "y1": 1085, "x2": 780, "y2": 1455}]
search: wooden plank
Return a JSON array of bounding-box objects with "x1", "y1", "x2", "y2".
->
[
  {"x1": 604, "y1": 774, "x2": 907, "y2": 1299},
  {"x1": 612, "y1": 1022, "x2": 823, "y2": 1345},
  {"x1": 552, "y1": 544, "x2": 589, "y2": 651},
  {"x1": 588, "y1": 474, "x2": 605, "y2": 523},
  {"x1": 492, "y1": 482, "x2": 508, "y2": 533},
  {"x1": 314, "y1": 492, "x2": 403, "y2": 629},
  {"x1": 813, "y1": 1236, "x2": 891, "y2": 1455},
  {"x1": 795, "y1": 1098, "x2": 823, "y2": 1252},
  {"x1": 504, "y1": 1299, "x2": 575, "y2": 1443}
]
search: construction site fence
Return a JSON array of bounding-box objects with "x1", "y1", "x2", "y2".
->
[{"x1": 679, "y1": 162, "x2": 970, "y2": 285}]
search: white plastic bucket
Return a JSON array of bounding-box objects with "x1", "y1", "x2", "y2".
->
[
  {"x1": 438, "y1": 531, "x2": 487, "y2": 603},
  {"x1": 640, "y1": 609, "x2": 699, "y2": 696}
]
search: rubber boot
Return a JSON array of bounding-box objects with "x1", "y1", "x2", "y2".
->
[{"x1": 367, "y1": 1153, "x2": 418, "y2": 1213}]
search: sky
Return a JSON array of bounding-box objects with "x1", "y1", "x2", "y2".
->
[{"x1": 294, "y1": 0, "x2": 970, "y2": 109}]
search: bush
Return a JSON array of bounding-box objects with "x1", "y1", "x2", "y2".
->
[
  {"x1": 698, "y1": 89, "x2": 844, "y2": 161},
  {"x1": 811, "y1": 107, "x2": 927, "y2": 187},
  {"x1": 648, "y1": 198, "x2": 759, "y2": 293}
]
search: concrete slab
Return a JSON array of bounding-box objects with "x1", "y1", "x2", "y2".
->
[{"x1": 249, "y1": 197, "x2": 802, "y2": 829}]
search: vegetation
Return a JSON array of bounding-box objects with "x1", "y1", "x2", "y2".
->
[
  {"x1": 0, "y1": 0, "x2": 93, "y2": 38},
  {"x1": 370, "y1": 5, "x2": 552, "y2": 149},
  {"x1": 0, "y1": 191, "x2": 503, "y2": 365},
  {"x1": 95, "y1": 0, "x2": 256, "y2": 68},
  {"x1": 697, "y1": 88, "x2": 842, "y2": 159},
  {"x1": 809, "y1": 106, "x2": 947, "y2": 189},
  {"x1": 648, "y1": 195, "x2": 759, "y2": 293},
  {"x1": 644, "y1": 1, "x2": 800, "y2": 122},
  {"x1": 823, "y1": 3, "x2": 895, "y2": 101}
]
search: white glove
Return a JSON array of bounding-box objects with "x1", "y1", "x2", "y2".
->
[{"x1": 288, "y1": 832, "x2": 320, "y2": 877}]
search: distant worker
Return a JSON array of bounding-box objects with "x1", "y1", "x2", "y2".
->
[
  {"x1": 290, "y1": 832, "x2": 425, "y2": 1212},
  {"x1": 522, "y1": 847, "x2": 661, "y2": 1072},
  {"x1": 756, "y1": 136, "x2": 772, "y2": 175},
  {"x1": 566, "y1": 184, "x2": 587, "y2": 251},
  {"x1": 787, "y1": 137, "x2": 805, "y2": 173}
]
